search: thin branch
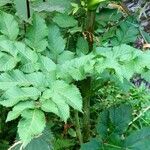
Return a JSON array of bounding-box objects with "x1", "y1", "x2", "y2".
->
[
  {"x1": 120, "y1": 2, "x2": 131, "y2": 16},
  {"x1": 104, "y1": 143, "x2": 123, "y2": 149},
  {"x1": 20, "y1": 144, "x2": 24, "y2": 150},
  {"x1": 8, "y1": 141, "x2": 22, "y2": 150},
  {"x1": 129, "y1": 105, "x2": 150, "y2": 126},
  {"x1": 139, "y1": 2, "x2": 150, "y2": 19},
  {"x1": 139, "y1": 28, "x2": 149, "y2": 44}
]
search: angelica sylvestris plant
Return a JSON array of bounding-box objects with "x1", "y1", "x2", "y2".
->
[{"x1": 0, "y1": 0, "x2": 150, "y2": 149}]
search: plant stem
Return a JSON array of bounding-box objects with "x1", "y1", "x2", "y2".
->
[
  {"x1": 82, "y1": 77, "x2": 91, "y2": 142},
  {"x1": 82, "y1": 10, "x2": 96, "y2": 142},
  {"x1": 128, "y1": 105, "x2": 150, "y2": 126},
  {"x1": 104, "y1": 143, "x2": 123, "y2": 149},
  {"x1": 120, "y1": 2, "x2": 131, "y2": 16},
  {"x1": 86, "y1": 10, "x2": 96, "y2": 33},
  {"x1": 26, "y1": 0, "x2": 30, "y2": 18},
  {"x1": 86, "y1": 10, "x2": 96, "y2": 50},
  {"x1": 8, "y1": 141, "x2": 22, "y2": 150},
  {"x1": 74, "y1": 110, "x2": 83, "y2": 144}
]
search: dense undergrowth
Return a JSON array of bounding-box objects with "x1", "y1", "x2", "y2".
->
[{"x1": 0, "y1": 0, "x2": 150, "y2": 150}]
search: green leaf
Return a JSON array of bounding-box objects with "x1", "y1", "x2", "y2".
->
[
  {"x1": 15, "y1": 42, "x2": 38, "y2": 63},
  {"x1": 109, "y1": 105, "x2": 132, "y2": 134},
  {"x1": 14, "y1": 0, "x2": 31, "y2": 21},
  {"x1": 96, "y1": 110, "x2": 109, "y2": 139},
  {"x1": 81, "y1": 138, "x2": 101, "y2": 150},
  {"x1": 52, "y1": 80, "x2": 82, "y2": 111},
  {"x1": 0, "y1": 87, "x2": 41, "y2": 107},
  {"x1": 42, "y1": 89, "x2": 70, "y2": 122},
  {"x1": 140, "y1": 30, "x2": 150, "y2": 43},
  {"x1": 33, "y1": 2, "x2": 65, "y2": 13},
  {"x1": 141, "y1": 70, "x2": 150, "y2": 82},
  {"x1": 6, "y1": 101, "x2": 35, "y2": 122},
  {"x1": 95, "y1": 50, "x2": 123, "y2": 81},
  {"x1": 0, "y1": 11, "x2": 19, "y2": 40},
  {"x1": 13, "y1": 127, "x2": 53, "y2": 150},
  {"x1": 122, "y1": 58, "x2": 143, "y2": 80},
  {"x1": 0, "y1": 0, "x2": 11, "y2": 6},
  {"x1": 40, "y1": 99, "x2": 70, "y2": 122},
  {"x1": 96, "y1": 44, "x2": 139, "y2": 62},
  {"x1": 40, "y1": 99, "x2": 60, "y2": 116},
  {"x1": 139, "y1": 51, "x2": 150, "y2": 69},
  {"x1": 57, "y1": 54, "x2": 95, "y2": 81},
  {"x1": 42, "y1": 80, "x2": 82, "y2": 121},
  {"x1": 54, "y1": 100, "x2": 70, "y2": 122},
  {"x1": 0, "y1": 40, "x2": 18, "y2": 57},
  {"x1": 32, "y1": 0, "x2": 72, "y2": 13},
  {"x1": 76, "y1": 37, "x2": 89, "y2": 56},
  {"x1": 0, "y1": 53, "x2": 18, "y2": 71},
  {"x1": 111, "y1": 20, "x2": 139, "y2": 46},
  {"x1": 6, "y1": 111, "x2": 21, "y2": 122},
  {"x1": 25, "y1": 14, "x2": 48, "y2": 52},
  {"x1": 18, "y1": 109, "x2": 46, "y2": 147},
  {"x1": 96, "y1": 9, "x2": 122, "y2": 25},
  {"x1": 57, "y1": 51, "x2": 74, "y2": 64},
  {"x1": 124, "y1": 127, "x2": 150, "y2": 150},
  {"x1": 68, "y1": 26, "x2": 82, "y2": 34},
  {"x1": 53, "y1": 13, "x2": 78, "y2": 28},
  {"x1": 39, "y1": 55, "x2": 56, "y2": 72},
  {"x1": 48, "y1": 24, "x2": 66, "y2": 56},
  {"x1": 26, "y1": 72, "x2": 48, "y2": 90},
  {"x1": 95, "y1": 45, "x2": 141, "y2": 81},
  {"x1": 0, "y1": 70, "x2": 30, "y2": 90},
  {"x1": 20, "y1": 62, "x2": 40, "y2": 73},
  {"x1": 24, "y1": 127, "x2": 53, "y2": 150},
  {"x1": 0, "y1": 35, "x2": 7, "y2": 40},
  {"x1": 112, "y1": 44, "x2": 141, "y2": 62},
  {"x1": 54, "y1": 139, "x2": 75, "y2": 150}
]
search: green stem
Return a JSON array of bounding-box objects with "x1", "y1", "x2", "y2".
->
[
  {"x1": 82, "y1": 9, "x2": 96, "y2": 142},
  {"x1": 74, "y1": 81, "x2": 91, "y2": 142},
  {"x1": 74, "y1": 110, "x2": 83, "y2": 144},
  {"x1": 104, "y1": 143, "x2": 123, "y2": 149},
  {"x1": 82, "y1": 77, "x2": 91, "y2": 142}
]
